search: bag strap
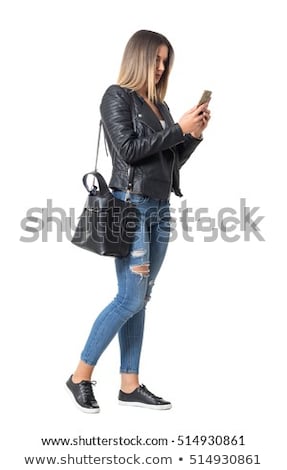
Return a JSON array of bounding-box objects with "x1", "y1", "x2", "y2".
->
[{"x1": 94, "y1": 120, "x2": 103, "y2": 173}]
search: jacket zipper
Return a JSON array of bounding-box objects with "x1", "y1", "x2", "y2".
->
[
  {"x1": 136, "y1": 117, "x2": 157, "y2": 134},
  {"x1": 136, "y1": 114, "x2": 176, "y2": 197},
  {"x1": 168, "y1": 148, "x2": 176, "y2": 196}
]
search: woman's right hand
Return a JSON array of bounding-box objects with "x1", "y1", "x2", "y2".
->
[{"x1": 178, "y1": 103, "x2": 210, "y2": 139}]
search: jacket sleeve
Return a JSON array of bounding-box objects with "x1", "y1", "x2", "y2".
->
[
  {"x1": 100, "y1": 85, "x2": 187, "y2": 165},
  {"x1": 176, "y1": 134, "x2": 203, "y2": 169},
  {"x1": 160, "y1": 101, "x2": 202, "y2": 169}
]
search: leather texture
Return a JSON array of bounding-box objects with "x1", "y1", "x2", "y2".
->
[
  {"x1": 71, "y1": 171, "x2": 139, "y2": 257},
  {"x1": 100, "y1": 85, "x2": 202, "y2": 200}
]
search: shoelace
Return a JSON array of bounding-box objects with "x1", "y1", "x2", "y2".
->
[
  {"x1": 79, "y1": 380, "x2": 97, "y2": 403},
  {"x1": 139, "y1": 384, "x2": 162, "y2": 400}
]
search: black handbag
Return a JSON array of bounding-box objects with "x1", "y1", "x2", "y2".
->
[{"x1": 71, "y1": 122, "x2": 139, "y2": 257}]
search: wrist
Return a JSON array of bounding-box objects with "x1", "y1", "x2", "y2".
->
[{"x1": 190, "y1": 132, "x2": 203, "y2": 140}]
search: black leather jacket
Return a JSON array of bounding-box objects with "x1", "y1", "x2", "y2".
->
[{"x1": 100, "y1": 85, "x2": 202, "y2": 200}]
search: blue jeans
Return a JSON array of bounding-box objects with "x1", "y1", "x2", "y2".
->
[{"x1": 80, "y1": 191, "x2": 171, "y2": 373}]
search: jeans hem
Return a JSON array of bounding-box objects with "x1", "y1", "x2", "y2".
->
[{"x1": 80, "y1": 356, "x2": 96, "y2": 366}]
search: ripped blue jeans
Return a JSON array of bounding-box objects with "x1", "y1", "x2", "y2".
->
[{"x1": 80, "y1": 191, "x2": 171, "y2": 373}]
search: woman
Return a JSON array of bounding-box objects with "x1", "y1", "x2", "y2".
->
[{"x1": 66, "y1": 30, "x2": 211, "y2": 413}]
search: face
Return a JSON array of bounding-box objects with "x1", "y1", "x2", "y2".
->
[{"x1": 155, "y1": 44, "x2": 169, "y2": 84}]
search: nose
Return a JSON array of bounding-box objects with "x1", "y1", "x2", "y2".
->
[{"x1": 157, "y1": 59, "x2": 165, "y2": 72}]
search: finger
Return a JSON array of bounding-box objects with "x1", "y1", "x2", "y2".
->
[
  {"x1": 195, "y1": 113, "x2": 206, "y2": 123},
  {"x1": 203, "y1": 110, "x2": 211, "y2": 120},
  {"x1": 201, "y1": 115, "x2": 210, "y2": 128},
  {"x1": 199, "y1": 115, "x2": 208, "y2": 127},
  {"x1": 197, "y1": 102, "x2": 209, "y2": 113},
  {"x1": 190, "y1": 105, "x2": 198, "y2": 113}
]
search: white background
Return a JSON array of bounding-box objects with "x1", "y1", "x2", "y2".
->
[{"x1": 1, "y1": 0, "x2": 286, "y2": 468}]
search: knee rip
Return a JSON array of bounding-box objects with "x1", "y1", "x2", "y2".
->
[{"x1": 130, "y1": 263, "x2": 150, "y2": 277}]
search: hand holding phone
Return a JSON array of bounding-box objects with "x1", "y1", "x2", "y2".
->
[{"x1": 178, "y1": 91, "x2": 212, "y2": 136}]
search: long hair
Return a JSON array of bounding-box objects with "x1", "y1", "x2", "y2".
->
[{"x1": 117, "y1": 30, "x2": 174, "y2": 103}]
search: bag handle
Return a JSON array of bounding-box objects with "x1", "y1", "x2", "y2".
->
[{"x1": 82, "y1": 171, "x2": 110, "y2": 195}]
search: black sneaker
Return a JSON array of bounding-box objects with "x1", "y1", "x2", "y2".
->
[
  {"x1": 66, "y1": 375, "x2": 100, "y2": 413},
  {"x1": 118, "y1": 384, "x2": 172, "y2": 410}
]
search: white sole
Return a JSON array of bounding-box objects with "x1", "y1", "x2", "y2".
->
[
  {"x1": 65, "y1": 384, "x2": 100, "y2": 414},
  {"x1": 118, "y1": 400, "x2": 172, "y2": 410}
]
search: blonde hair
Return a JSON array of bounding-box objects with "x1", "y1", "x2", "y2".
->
[{"x1": 117, "y1": 30, "x2": 174, "y2": 103}]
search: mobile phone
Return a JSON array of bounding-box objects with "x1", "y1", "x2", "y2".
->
[{"x1": 197, "y1": 90, "x2": 212, "y2": 106}]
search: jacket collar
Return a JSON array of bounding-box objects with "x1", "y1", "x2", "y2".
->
[{"x1": 131, "y1": 91, "x2": 173, "y2": 131}]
